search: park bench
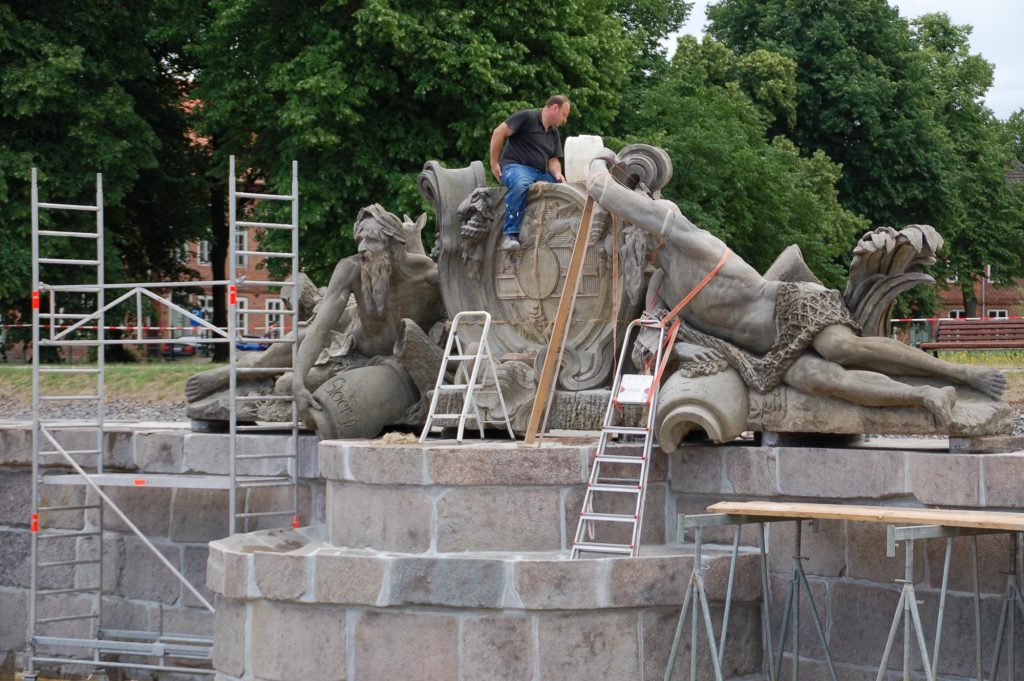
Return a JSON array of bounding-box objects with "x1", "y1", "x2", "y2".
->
[{"x1": 917, "y1": 317, "x2": 1024, "y2": 352}]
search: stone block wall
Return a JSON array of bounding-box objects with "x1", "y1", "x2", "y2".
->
[
  {"x1": 0, "y1": 424, "x2": 320, "y2": 678},
  {"x1": 207, "y1": 440, "x2": 766, "y2": 681}
]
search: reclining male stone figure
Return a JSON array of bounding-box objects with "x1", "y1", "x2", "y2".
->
[{"x1": 586, "y1": 155, "x2": 1005, "y2": 429}]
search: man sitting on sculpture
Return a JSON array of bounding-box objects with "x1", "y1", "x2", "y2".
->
[
  {"x1": 586, "y1": 155, "x2": 1006, "y2": 427},
  {"x1": 489, "y1": 95, "x2": 571, "y2": 251}
]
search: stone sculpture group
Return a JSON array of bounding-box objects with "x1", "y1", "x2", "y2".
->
[{"x1": 186, "y1": 143, "x2": 1011, "y2": 445}]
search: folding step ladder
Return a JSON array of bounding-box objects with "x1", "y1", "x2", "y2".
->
[
  {"x1": 419, "y1": 311, "x2": 515, "y2": 443},
  {"x1": 571, "y1": 317, "x2": 675, "y2": 558}
]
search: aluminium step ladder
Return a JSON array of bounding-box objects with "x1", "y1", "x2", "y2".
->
[
  {"x1": 419, "y1": 311, "x2": 515, "y2": 443},
  {"x1": 571, "y1": 317, "x2": 673, "y2": 558}
]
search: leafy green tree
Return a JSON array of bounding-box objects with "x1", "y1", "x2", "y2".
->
[
  {"x1": 1006, "y1": 109, "x2": 1024, "y2": 162},
  {"x1": 189, "y1": 0, "x2": 642, "y2": 283},
  {"x1": 910, "y1": 14, "x2": 1024, "y2": 314},
  {"x1": 706, "y1": 0, "x2": 954, "y2": 228},
  {"x1": 0, "y1": 2, "x2": 207, "y2": 354},
  {"x1": 610, "y1": 36, "x2": 865, "y2": 287},
  {"x1": 707, "y1": 0, "x2": 1024, "y2": 315}
]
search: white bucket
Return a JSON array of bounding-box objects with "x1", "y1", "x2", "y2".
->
[{"x1": 564, "y1": 135, "x2": 604, "y2": 184}]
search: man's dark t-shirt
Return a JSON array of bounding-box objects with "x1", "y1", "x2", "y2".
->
[{"x1": 499, "y1": 109, "x2": 563, "y2": 173}]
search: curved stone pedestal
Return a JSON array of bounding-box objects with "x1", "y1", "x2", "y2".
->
[{"x1": 206, "y1": 440, "x2": 764, "y2": 680}]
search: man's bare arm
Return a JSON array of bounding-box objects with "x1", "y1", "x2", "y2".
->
[
  {"x1": 548, "y1": 157, "x2": 564, "y2": 183},
  {"x1": 489, "y1": 123, "x2": 513, "y2": 182}
]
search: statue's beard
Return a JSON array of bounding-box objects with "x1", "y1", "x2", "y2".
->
[
  {"x1": 623, "y1": 225, "x2": 652, "y2": 306},
  {"x1": 360, "y1": 250, "x2": 392, "y2": 317}
]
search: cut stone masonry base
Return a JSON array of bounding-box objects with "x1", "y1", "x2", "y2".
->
[
  {"x1": 207, "y1": 440, "x2": 766, "y2": 680},
  {"x1": 206, "y1": 527, "x2": 764, "y2": 681}
]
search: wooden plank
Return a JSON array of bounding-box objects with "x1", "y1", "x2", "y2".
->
[
  {"x1": 523, "y1": 196, "x2": 597, "y2": 446},
  {"x1": 707, "y1": 501, "x2": 1024, "y2": 532}
]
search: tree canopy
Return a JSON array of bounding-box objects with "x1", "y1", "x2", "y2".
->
[
  {"x1": 0, "y1": 2, "x2": 207, "y2": 305},
  {"x1": 1, "y1": 0, "x2": 1022, "y2": 330},
  {"x1": 707, "y1": 0, "x2": 1024, "y2": 313}
]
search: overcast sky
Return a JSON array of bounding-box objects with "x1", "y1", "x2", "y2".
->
[{"x1": 674, "y1": 0, "x2": 1022, "y2": 120}]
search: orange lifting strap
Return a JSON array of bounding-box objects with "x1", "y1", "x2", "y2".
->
[{"x1": 642, "y1": 248, "x2": 731, "y2": 402}]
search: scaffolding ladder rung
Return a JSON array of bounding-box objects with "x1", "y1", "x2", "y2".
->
[
  {"x1": 39, "y1": 449, "x2": 101, "y2": 456},
  {"x1": 37, "y1": 229, "x2": 100, "y2": 239},
  {"x1": 39, "y1": 313, "x2": 92, "y2": 320},
  {"x1": 234, "y1": 478, "x2": 293, "y2": 488},
  {"x1": 235, "y1": 510, "x2": 297, "y2": 519},
  {"x1": 235, "y1": 219, "x2": 294, "y2": 230},
  {"x1": 235, "y1": 453, "x2": 296, "y2": 460},
  {"x1": 36, "y1": 419, "x2": 101, "y2": 426},
  {"x1": 235, "y1": 191, "x2": 292, "y2": 201},
  {"x1": 38, "y1": 558, "x2": 102, "y2": 569},
  {"x1": 580, "y1": 512, "x2": 638, "y2": 523},
  {"x1": 237, "y1": 366, "x2": 293, "y2": 373},
  {"x1": 36, "y1": 586, "x2": 101, "y2": 596},
  {"x1": 38, "y1": 258, "x2": 100, "y2": 266},
  {"x1": 234, "y1": 394, "x2": 292, "y2": 403},
  {"x1": 603, "y1": 426, "x2": 649, "y2": 435},
  {"x1": 235, "y1": 424, "x2": 300, "y2": 432},
  {"x1": 595, "y1": 454, "x2": 646, "y2": 464},
  {"x1": 237, "y1": 249, "x2": 294, "y2": 258},
  {"x1": 571, "y1": 541, "x2": 635, "y2": 555},
  {"x1": 36, "y1": 613, "x2": 99, "y2": 625},
  {"x1": 40, "y1": 284, "x2": 102, "y2": 292},
  {"x1": 588, "y1": 483, "x2": 642, "y2": 493},
  {"x1": 37, "y1": 201, "x2": 100, "y2": 212},
  {"x1": 39, "y1": 503, "x2": 101, "y2": 512},
  {"x1": 39, "y1": 367, "x2": 101, "y2": 374},
  {"x1": 36, "y1": 530, "x2": 102, "y2": 540},
  {"x1": 238, "y1": 308, "x2": 294, "y2": 316}
]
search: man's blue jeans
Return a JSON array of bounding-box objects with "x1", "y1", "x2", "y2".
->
[{"x1": 502, "y1": 163, "x2": 555, "y2": 237}]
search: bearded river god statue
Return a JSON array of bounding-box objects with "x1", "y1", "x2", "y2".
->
[{"x1": 187, "y1": 142, "x2": 1012, "y2": 446}]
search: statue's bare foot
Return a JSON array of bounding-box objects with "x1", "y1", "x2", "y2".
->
[
  {"x1": 923, "y1": 385, "x2": 957, "y2": 429},
  {"x1": 965, "y1": 367, "x2": 1007, "y2": 400},
  {"x1": 185, "y1": 367, "x2": 231, "y2": 403}
]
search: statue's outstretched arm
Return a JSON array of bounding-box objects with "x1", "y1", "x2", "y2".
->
[
  {"x1": 293, "y1": 260, "x2": 358, "y2": 413},
  {"x1": 586, "y1": 157, "x2": 676, "y2": 240}
]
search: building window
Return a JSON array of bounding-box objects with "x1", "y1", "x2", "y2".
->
[
  {"x1": 949, "y1": 310, "x2": 966, "y2": 319},
  {"x1": 988, "y1": 309, "x2": 1008, "y2": 319},
  {"x1": 266, "y1": 298, "x2": 283, "y2": 338},
  {"x1": 198, "y1": 240, "x2": 211, "y2": 264},
  {"x1": 236, "y1": 297, "x2": 249, "y2": 335},
  {"x1": 235, "y1": 232, "x2": 248, "y2": 268}
]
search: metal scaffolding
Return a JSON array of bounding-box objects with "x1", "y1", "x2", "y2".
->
[{"x1": 25, "y1": 158, "x2": 301, "y2": 678}]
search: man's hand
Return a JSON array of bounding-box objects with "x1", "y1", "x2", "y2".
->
[
  {"x1": 552, "y1": 171, "x2": 565, "y2": 183},
  {"x1": 490, "y1": 161, "x2": 502, "y2": 183}
]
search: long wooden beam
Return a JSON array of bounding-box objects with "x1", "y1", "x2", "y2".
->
[
  {"x1": 708, "y1": 501, "x2": 1024, "y2": 532},
  {"x1": 523, "y1": 196, "x2": 596, "y2": 446}
]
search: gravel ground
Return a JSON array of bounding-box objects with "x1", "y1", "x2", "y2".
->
[
  {"x1": 2, "y1": 397, "x2": 1022, "y2": 435},
  {"x1": 0, "y1": 397, "x2": 189, "y2": 423}
]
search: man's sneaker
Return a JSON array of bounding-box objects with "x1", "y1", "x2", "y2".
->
[{"x1": 501, "y1": 235, "x2": 521, "y2": 251}]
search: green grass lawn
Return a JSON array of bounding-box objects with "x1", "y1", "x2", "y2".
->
[{"x1": 0, "y1": 362, "x2": 226, "y2": 405}]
